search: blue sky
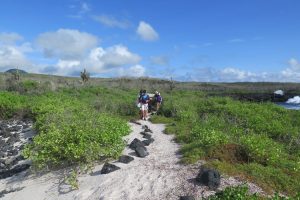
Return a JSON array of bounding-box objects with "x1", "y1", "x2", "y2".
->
[{"x1": 0, "y1": 0, "x2": 300, "y2": 82}]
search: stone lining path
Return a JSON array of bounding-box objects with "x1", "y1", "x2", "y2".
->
[{"x1": 0, "y1": 120, "x2": 264, "y2": 200}]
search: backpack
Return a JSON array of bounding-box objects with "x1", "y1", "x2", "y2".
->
[
  {"x1": 140, "y1": 94, "x2": 149, "y2": 104},
  {"x1": 156, "y1": 95, "x2": 162, "y2": 103}
]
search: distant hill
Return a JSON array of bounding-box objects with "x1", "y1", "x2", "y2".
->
[{"x1": 6, "y1": 69, "x2": 28, "y2": 74}]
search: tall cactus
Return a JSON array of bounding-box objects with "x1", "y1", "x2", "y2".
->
[
  {"x1": 12, "y1": 68, "x2": 20, "y2": 81},
  {"x1": 80, "y1": 68, "x2": 90, "y2": 84}
]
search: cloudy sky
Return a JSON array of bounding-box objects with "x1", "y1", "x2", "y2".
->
[{"x1": 0, "y1": 0, "x2": 300, "y2": 82}]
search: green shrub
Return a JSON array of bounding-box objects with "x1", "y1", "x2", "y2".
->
[
  {"x1": 207, "y1": 185, "x2": 259, "y2": 200},
  {"x1": 0, "y1": 91, "x2": 27, "y2": 119},
  {"x1": 153, "y1": 91, "x2": 300, "y2": 196},
  {"x1": 23, "y1": 92, "x2": 130, "y2": 169}
]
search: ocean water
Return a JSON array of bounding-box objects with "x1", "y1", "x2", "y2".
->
[
  {"x1": 276, "y1": 96, "x2": 300, "y2": 110},
  {"x1": 276, "y1": 102, "x2": 300, "y2": 110}
]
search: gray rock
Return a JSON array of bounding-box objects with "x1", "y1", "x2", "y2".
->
[
  {"x1": 100, "y1": 163, "x2": 120, "y2": 174},
  {"x1": 142, "y1": 125, "x2": 148, "y2": 129},
  {"x1": 0, "y1": 164, "x2": 30, "y2": 179},
  {"x1": 142, "y1": 138, "x2": 154, "y2": 146},
  {"x1": 196, "y1": 167, "x2": 220, "y2": 190},
  {"x1": 118, "y1": 155, "x2": 134, "y2": 164},
  {"x1": 180, "y1": 196, "x2": 195, "y2": 200},
  {"x1": 142, "y1": 133, "x2": 152, "y2": 140},
  {"x1": 135, "y1": 146, "x2": 149, "y2": 158},
  {"x1": 144, "y1": 128, "x2": 153, "y2": 133},
  {"x1": 129, "y1": 138, "x2": 145, "y2": 150}
]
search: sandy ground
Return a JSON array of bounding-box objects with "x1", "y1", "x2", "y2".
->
[{"x1": 0, "y1": 120, "x2": 264, "y2": 200}]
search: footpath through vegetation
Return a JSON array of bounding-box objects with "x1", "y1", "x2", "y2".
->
[{"x1": 0, "y1": 81, "x2": 300, "y2": 199}]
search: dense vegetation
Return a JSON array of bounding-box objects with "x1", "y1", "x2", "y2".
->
[
  {"x1": 152, "y1": 90, "x2": 300, "y2": 196},
  {"x1": 1, "y1": 76, "x2": 300, "y2": 196},
  {"x1": 0, "y1": 83, "x2": 136, "y2": 187}
]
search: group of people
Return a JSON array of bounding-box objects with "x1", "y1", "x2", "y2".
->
[{"x1": 137, "y1": 90, "x2": 162, "y2": 120}]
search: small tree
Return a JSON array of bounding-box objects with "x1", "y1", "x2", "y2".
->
[
  {"x1": 169, "y1": 77, "x2": 175, "y2": 91},
  {"x1": 80, "y1": 68, "x2": 90, "y2": 84},
  {"x1": 12, "y1": 68, "x2": 20, "y2": 81}
]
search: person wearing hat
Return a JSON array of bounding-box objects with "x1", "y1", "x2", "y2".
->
[
  {"x1": 155, "y1": 91, "x2": 162, "y2": 112},
  {"x1": 140, "y1": 90, "x2": 150, "y2": 120}
]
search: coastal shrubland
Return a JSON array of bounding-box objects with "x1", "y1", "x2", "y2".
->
[
  {"x1": 152, "y1": 91, "x2": 300, "y2": 196},
  {"x1": 1, "y1": 78, "x2": 300, "y2": 195},
  {"x1": 0, "y1": 86, "x2": 135, "y2": 188}
]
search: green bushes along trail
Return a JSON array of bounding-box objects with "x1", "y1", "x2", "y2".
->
[
  {"x1": 0, "y1": 87, "x2": 133, "y2": 171},
  {"x1": 152, "y1": 91, "x2": 300, "y2": 196},
  {"x1": 1, "y1": 80, "x2": 300, "y2": 196}
]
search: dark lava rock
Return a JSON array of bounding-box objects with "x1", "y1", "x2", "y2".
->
[
  {"x1": 118, "y1": 155, "x2": 134, "y2": 164},
  {"x1": 0, "y1": 139, "x2": 5, "y2": 146},
  {"x1": 135, "y1": 146, "x2": 149, "y2": 158},
  {"x1": 139, "y1": 131, "x2": 147, "y2": 136},
  {"x1": 4, "y1": 157, "x2": 18, "y2": 168},
  {"x1": 196, "y1": 167, "x2": 220, "y2": 190},
  {"x1": 7, "y1": 149, "x2": 18, "y2": 156},
  {"x1": 15, "y1": 155, "x2": 25, "y2": 161},
  {"x1": 0, "y1": 187, "x2": 25, "y2": 198},
  {"x1": 1, "y1": 145, "x2": 10, "y2": 152},
  {"x1": 6, "y1": 136, "x2": 18, "y2": 145},
  {"x1": 1, "y1": 130, "x2": 11, "y2": 138},
  {"x1": 0, "y1": 164, "x2": 30, "y2": 179},
  {"x1": 100, "y1": 163, "x2": 120, "y2": 174},
  {"x1": 142, "y1": 133, "x2": 152, "y2": 140},
  {"x1": 180, "y1": 196, "x2": 195, "y2": 200},
  {"x1": 7, "y1": 126, "x2": 21, "y2": 132},
  {"x1": 129, "y1": 138, "x2": 145, "y2": 150},
  {"x1": 142, "y1": 138, "x2": 154, "y2": 146},
  {"x1": 142, "y1": 125, "x2": 149, "y2": 129},
  {"x1": 144, "y1": 128, "x2": 153, "y2": 133},
  {"x1": 0, "y1": 151, "x2": 6, "y2": 159}
]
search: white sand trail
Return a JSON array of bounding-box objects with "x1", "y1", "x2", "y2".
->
[{"x1": 0, "y1": 120, "x2": 263, "y2": 200}]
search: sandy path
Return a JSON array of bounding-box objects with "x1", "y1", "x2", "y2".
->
[{"x1": 0, "y1": 120, "x2": 263, "y2": 200}]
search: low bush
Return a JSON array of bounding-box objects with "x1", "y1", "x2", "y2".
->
[
  {"x1": 0, "y1": 91, "x2": 27, "y2": 119},
  {"x1": 23, "y1": 92, "x2": 131, "y2": 169},
  {"x1": 153, "y1": 91, "x2": 300, "y2": 196}
]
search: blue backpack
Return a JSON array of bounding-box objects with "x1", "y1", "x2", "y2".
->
[{"x1": 140, "y1": 94, "x2": 149, "y2": 103}]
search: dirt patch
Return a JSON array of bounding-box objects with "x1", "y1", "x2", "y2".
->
[{"x1": 208, "y1": 144, "x2": 251, "y2": 164}]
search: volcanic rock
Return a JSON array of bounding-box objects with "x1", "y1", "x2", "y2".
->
[
  {"x1": 180, "y1": 196, "x2": 195, "y2": 200},
  {"x1": 196, "y1": 167, "x2": 220, "y2": 190},
  {"x1": 118, "y1": 155, "x2": 134, "y2": 164},
  {"x1": 142, "y1": 138, "x2": 154, "y2": 146},
  {"x1": 129, "y1": 138, "x2": 145, "y2": 150},
  {"x1": 142, "y1": 133, "x2": 152, "y2": 140},
  {"x1": 135, "y1": 146, "x2": 149, "y2": 158},
  {"x1": 100, "y1": 163, "x2": 120, "y2": 174},
  {"x1": 0, "y1": 164, "x2": 30, "y2": 179}
]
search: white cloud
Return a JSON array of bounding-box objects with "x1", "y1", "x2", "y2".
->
[
  {"x1": 0, "y1": 45, "x2": 32, "y2": 70},
  {"x1": 136, "y1": 21, "x2": 159, "y2": 41},
  {"x1": 68, "y1": 2, "x2": 90, "y2": 19},
  {"x1": 280, "y1": 58, "x2": 300, "y2": 81},
  {"x1": 86, "y1": 45, "x2": 141, "y2": 72},
  {"x1": 228, "y1": 38, "x2": 244, "y2": 43},
  {"x1": 0, "y1": 32, "x2": 23, "y2": 44},
  {"x1": 47, "y1": 44, "x2": 141, "y2": 75},
  {"x1": 117, "y1": 64, "x2": 146, "y2": 77},
  {"x1": 150, "y1": 56, "x2": 169, "y2": 66},
  {"x1": 129, "y1": 65, "x2": 145, "y2": 76},
  {"x1": 81, "y1": 2, "x2": 90, "y2": 13},
  {"x1": 36, "y1": 29, "x2": 98, "y2": 59},
  {"x1": 93, "y1": 15, "x2": 130, "y2": 29},
  {"x1": 218, "y1": 67, "x2": 257, "y2": 82}
]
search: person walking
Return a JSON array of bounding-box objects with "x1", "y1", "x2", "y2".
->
[
  {"x1": 140, "y1": 90, "x2": 150, "y2": 120},
  {"x1": 155, "y1": 91, "x2": 162, "y2": 112},
  {"x1": 137, "y1": 89, "x2": 143, "y2": 119}
]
